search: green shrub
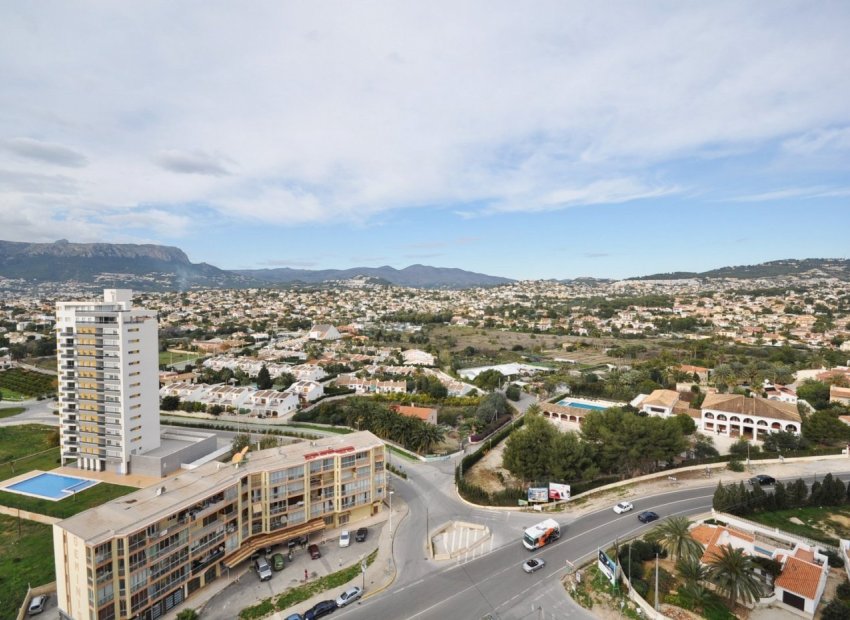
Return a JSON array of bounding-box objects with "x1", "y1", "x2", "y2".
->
[{"x1": 727, "y1": 460, "x2": 745, "y2": 472}]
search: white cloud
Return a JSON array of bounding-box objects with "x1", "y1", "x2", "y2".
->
[{"x1": 0, "y1": 2, "x2": 848, "y2": 239}]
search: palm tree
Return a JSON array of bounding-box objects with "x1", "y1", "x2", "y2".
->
[
  {"x1": 650, "y1": 516, "x2": 704, "y2": 562},
  {"x1": 678, "y1": 581, "x2": 714, "y2": 612},
  {"x1": 676, "y1": 556, "x2": 709, "y2": 585},
  {"x1": 707, "y1": 545, "x2": 763, "y2": 606}
]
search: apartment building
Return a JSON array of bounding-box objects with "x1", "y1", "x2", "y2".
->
[
  {"x1": 56, "y1": 289, "x2": 160, "y2": 474},
  {"x1": 54, "y1": 431, "x2": 386, "y2": 620}
]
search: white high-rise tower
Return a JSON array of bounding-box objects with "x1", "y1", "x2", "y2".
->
[{"x1": 56, "y1": 289, "x2": 160, "y2": 474}]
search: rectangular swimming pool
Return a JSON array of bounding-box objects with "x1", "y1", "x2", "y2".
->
[
  {"x1": 3, "y1": 472, "x2": 99, "y2": 501},
  {"x1": 557, "y1": 400, "x2": 607, "y2": 411}
]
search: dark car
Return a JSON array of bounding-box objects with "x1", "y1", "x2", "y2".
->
[
  {"x1": 637, "y1": 511, "x2": 659, "y2": 523},
  {"x1": 355, "y1": 527, "x2": 368, "y2": 542},
  {"x1": 304, "y1": 599, "x2": 337, "y2": 620},
  {"x1": 749, "y1": 474, "x2": 776, "y2": 486},
  {"x1": 308, "y1": 543, "x2": 321, "y2": 560},
  {"x1": 284, "y1": 615, "x2": 303, "y2": 620}
]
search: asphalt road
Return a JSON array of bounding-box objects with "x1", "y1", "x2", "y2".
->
[{"x1": 337, "y1": 471, "x2": 850, "y2": 620}]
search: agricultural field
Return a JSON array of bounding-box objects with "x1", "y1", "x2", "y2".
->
[
  {"x1": 0, "y1": 368, "x2": 57, "y2": 399},
  {"x1": 0, "y1": 514, "x2": 55, "y2": 620}
]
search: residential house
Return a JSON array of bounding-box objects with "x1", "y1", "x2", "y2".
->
[
  {"x1": 286, "y1": 380, "x2": 324, "y2": 403},
  {"x1": 392, "y1": 405, "x2": 438, "y2": 425},
  {"x1": 831, "y1": 385, "x2": 850, "y2": 406},
  {"x1": 700, "y1": 393, "x2": 801, "y2": 439},
  {"x1": 308, "y1": 324, "x2": 341, "y2": 341},
  {"x1": 401, "y1": 349, "x2": 436, "y2": 366}
]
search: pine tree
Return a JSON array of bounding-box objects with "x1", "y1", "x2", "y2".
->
[
  {"x1": 713, "y1": 481, "x2": 729, "y2": 512},
  {"x1": 256, "y1": 364, "x2": 273, "y2": 390}
]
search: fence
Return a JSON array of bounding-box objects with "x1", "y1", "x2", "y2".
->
[{"x1": 15, "y1": 581, "x2": 56, "y2": 620}]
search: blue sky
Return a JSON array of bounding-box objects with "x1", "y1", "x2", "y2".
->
[{"x1": 1, "y1": 2, "x2": 849, "y2": 280}]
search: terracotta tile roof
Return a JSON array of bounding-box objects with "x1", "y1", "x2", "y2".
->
[
  {"x1": 775, "y1": 556, "x2": 824, "y2": 600},
  {"x1": 701, "y1": 393, "x2": 801, "y2": 423},
  {"x1": 393, "y1": 405, "x2": 437, "y2": 421},
  {"x1": 689, "y1": 524, "x2": 716, "y2": 546}
]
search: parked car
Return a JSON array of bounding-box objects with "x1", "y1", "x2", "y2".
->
[
  {"x1": 335, "y1": 586, "x2": 362, "y2": 607},
  {"x1": 254, "y1": 556, "x2": 273, "y2": 581},
  {"x1": 283, "y1": 615, "x2": 303, "y2": 620},
  {"x1": 613, "y1": 501, "x2": 633, "y2": 514},
  {"x1": 304, "y1": 599, "x2": 337, "y2": 620},
  {"x1": 355, "y1": 527, "x2": 368, "y2": 542},
  {"x1": 271, "y1": 553, "x2": 286, "y2": 571},
  {"x1": 522, "y1": 558, "x2": 546, "y2": 574},
  {"x1": 28, "y1": 595, "x2": 48, "y2": 616},
  {"x1": 288, "y1": 535, "x2": 309, "y2": 549},
  {"x1": 637, "y1": 511, "x2": 659, "y2": 523},
  {"x1": 339, "y1": 530, "x2": 350, "y2": 547},
  {"x1": 749, "y1": 474, "x2": 776, "y2": 486},
  {"x1": 308, "y1": 543, "x2": 321, "y2": 559}
]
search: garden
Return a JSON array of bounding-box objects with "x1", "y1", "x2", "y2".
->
[{"x1": 0, "y1": 514, "x2": 55, "y2": 620}]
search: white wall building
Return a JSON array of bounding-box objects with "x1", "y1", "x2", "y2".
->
[{"x1": 56, "y1": 289, "x2": 160, "y2": 474}]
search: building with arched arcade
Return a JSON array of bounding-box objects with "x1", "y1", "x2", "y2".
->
[{"x1": 700, "y1": 393, "x2": 801, "y2": 439}]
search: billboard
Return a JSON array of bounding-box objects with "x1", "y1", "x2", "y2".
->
[
  {"x1": 548, "y1": 482, "x2": 571, "y2": 501},
  {"x1": 597, "y1": 549, "x2": 618, "y2": 585},
  {"x1": 527, "y1": 487, "x2": 549, "y2": 503}
]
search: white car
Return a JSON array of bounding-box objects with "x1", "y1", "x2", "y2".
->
[
  {"x1": 336, "y1": 586, "x2": 362, "y2": 607},
  {"x1": 522, "y1": 558, "x2": 546, "y2": 574},
  {"x1": 613, "y1": 501, "x2": 634, "y2": 514},
  {"x1": 28, "y1": 595, "x2": 48, "y2": 616},
  {"x1": 339, "y1": 530, "x2": 351, "y2": 547}
]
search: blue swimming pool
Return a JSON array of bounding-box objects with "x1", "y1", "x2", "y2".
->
[
  {"x1": 557, "y1": 400, "x2": 607, "y2": 411},
  {"x1": 4, "y1": 472, "x2": 99, "y2": 501}
]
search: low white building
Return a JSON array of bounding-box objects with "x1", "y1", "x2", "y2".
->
[
  {"x1": 700, "y1": 393, "x2": 802, "y2": 439},
  {"x1": 308, "y1": 324, "x2": 341, "y2": 341},
  {"x1": 286, "y1": 380, "x2": 324, "y2": 402}
]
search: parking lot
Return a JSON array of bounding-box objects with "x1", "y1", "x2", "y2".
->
[{"x1": 199, "y1": 523, "x2": 385, "y2": 620}]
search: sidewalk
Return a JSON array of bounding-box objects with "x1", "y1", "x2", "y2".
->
[{"x1": 166, "y1": 497, "x2": 409, "y2": 620}]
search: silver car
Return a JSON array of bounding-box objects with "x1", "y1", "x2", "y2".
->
[
  {"x1": 522, "y1": 558, "x2": 546, "y2": 574},
  {"x1": 336, "y1": 586, "x2": 362, "y2": 607}
]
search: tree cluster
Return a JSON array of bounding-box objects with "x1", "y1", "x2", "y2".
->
[
  {"x1": 712, "y1": 473, "x2": 848, "y2": 517},
  {"x1": 293, "y1": 396, "x2": 445, "y2": 454}
]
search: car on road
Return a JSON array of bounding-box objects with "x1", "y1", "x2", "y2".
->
[
  {"x1": 613, "y1": 501, "x2": 633, "y2": 514},
  {"x1": 335, "y1": 586, "x2": 362, "y2": 607},
  {"x1": 355, "y1": 527, "x2": 368, "y2": 542},
  {"x1": 339, "y1": 530, "x2": 350, "y2": 547},
  {"x1": 271, "y1": 553, "x2": 286, "y2": 571},
  {"x1": 308, "y1": 543, "x2": 322, "y2": 560},
  {"x1": 254, "y1": 556, "x2": 273, "y2": 581},
  {"x1": 304, "y1": 599, "x2": 337, "y2": 620},
  {"x1": 749, "y1": 474, "x2": 776, "y2": 486},
  {"x1": 637, "y1": 511, "x2": 659, "y2": 523},
  {"x1": 28, "y1": 595, "x2": 48, "y2": 615},
  {"x1": 522, "y1": 558, "x2": 546, "y2": 574}
]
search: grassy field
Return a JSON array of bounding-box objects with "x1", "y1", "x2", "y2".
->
[
  {"x1": 23, "y1": 357, "x2": 59, "y2": 372},
  {"x1": 0, "y1": 514, "x2": 55, "y2": 620},
  {"x1": 0, "y1": 425, "x2": 135, "y2": 517},
  {"x1": 159, "y1": 350, "x2": 199, "y2": 366},
  {"x1": 0, "y1": 387, "x2": 25, "y2": 401},
  {"x1": 0, "y1": 407, "x2": 25, "y2": 419},
  {"x1": 746, "y1": 505, "x2": 850, "y2": 546},
  {"x1": 0, "y1": 481, "x2": 135, "y2": 519}
]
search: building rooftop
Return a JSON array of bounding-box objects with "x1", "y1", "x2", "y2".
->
[
  {"x1": 701, "y1": 393, "x2": 801, "y2": 422},
  {"x1": 642, "y1": 389, "x2": 680, "y2": 408},
  {"x1": 775, "y1": 555, "x2": 823, "y2": 599},
  {"x1": 57, "y1": 431, "x2": 384, "y2": 545}
]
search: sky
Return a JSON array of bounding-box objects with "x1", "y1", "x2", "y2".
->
[{"x1": 1, "y1": 2, "x2": 849, "y2": 281}]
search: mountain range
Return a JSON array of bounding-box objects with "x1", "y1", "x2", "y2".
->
[
  {"x1": 0, "y1": 239, "x2": 511, "y2": 289},
  {"x1": 634, "y1": 258, "x2": 850, "y2": 282},
  {"x1": 2, "y1": 239, "x2": 849, "y2": 290}
]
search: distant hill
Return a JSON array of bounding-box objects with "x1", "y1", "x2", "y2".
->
[
  {"x1": 0, "y1": 240, "x2": 513, "y2": 290},
  {"x1": 235, "y1": 264, "x2": 513, "y2": 288},
  {"x1": 0, "y1": 239, "x2": 255, "y2": 290},
  {"x1": 634, "y1": 258, "x2": 850, "y2": 281}
]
